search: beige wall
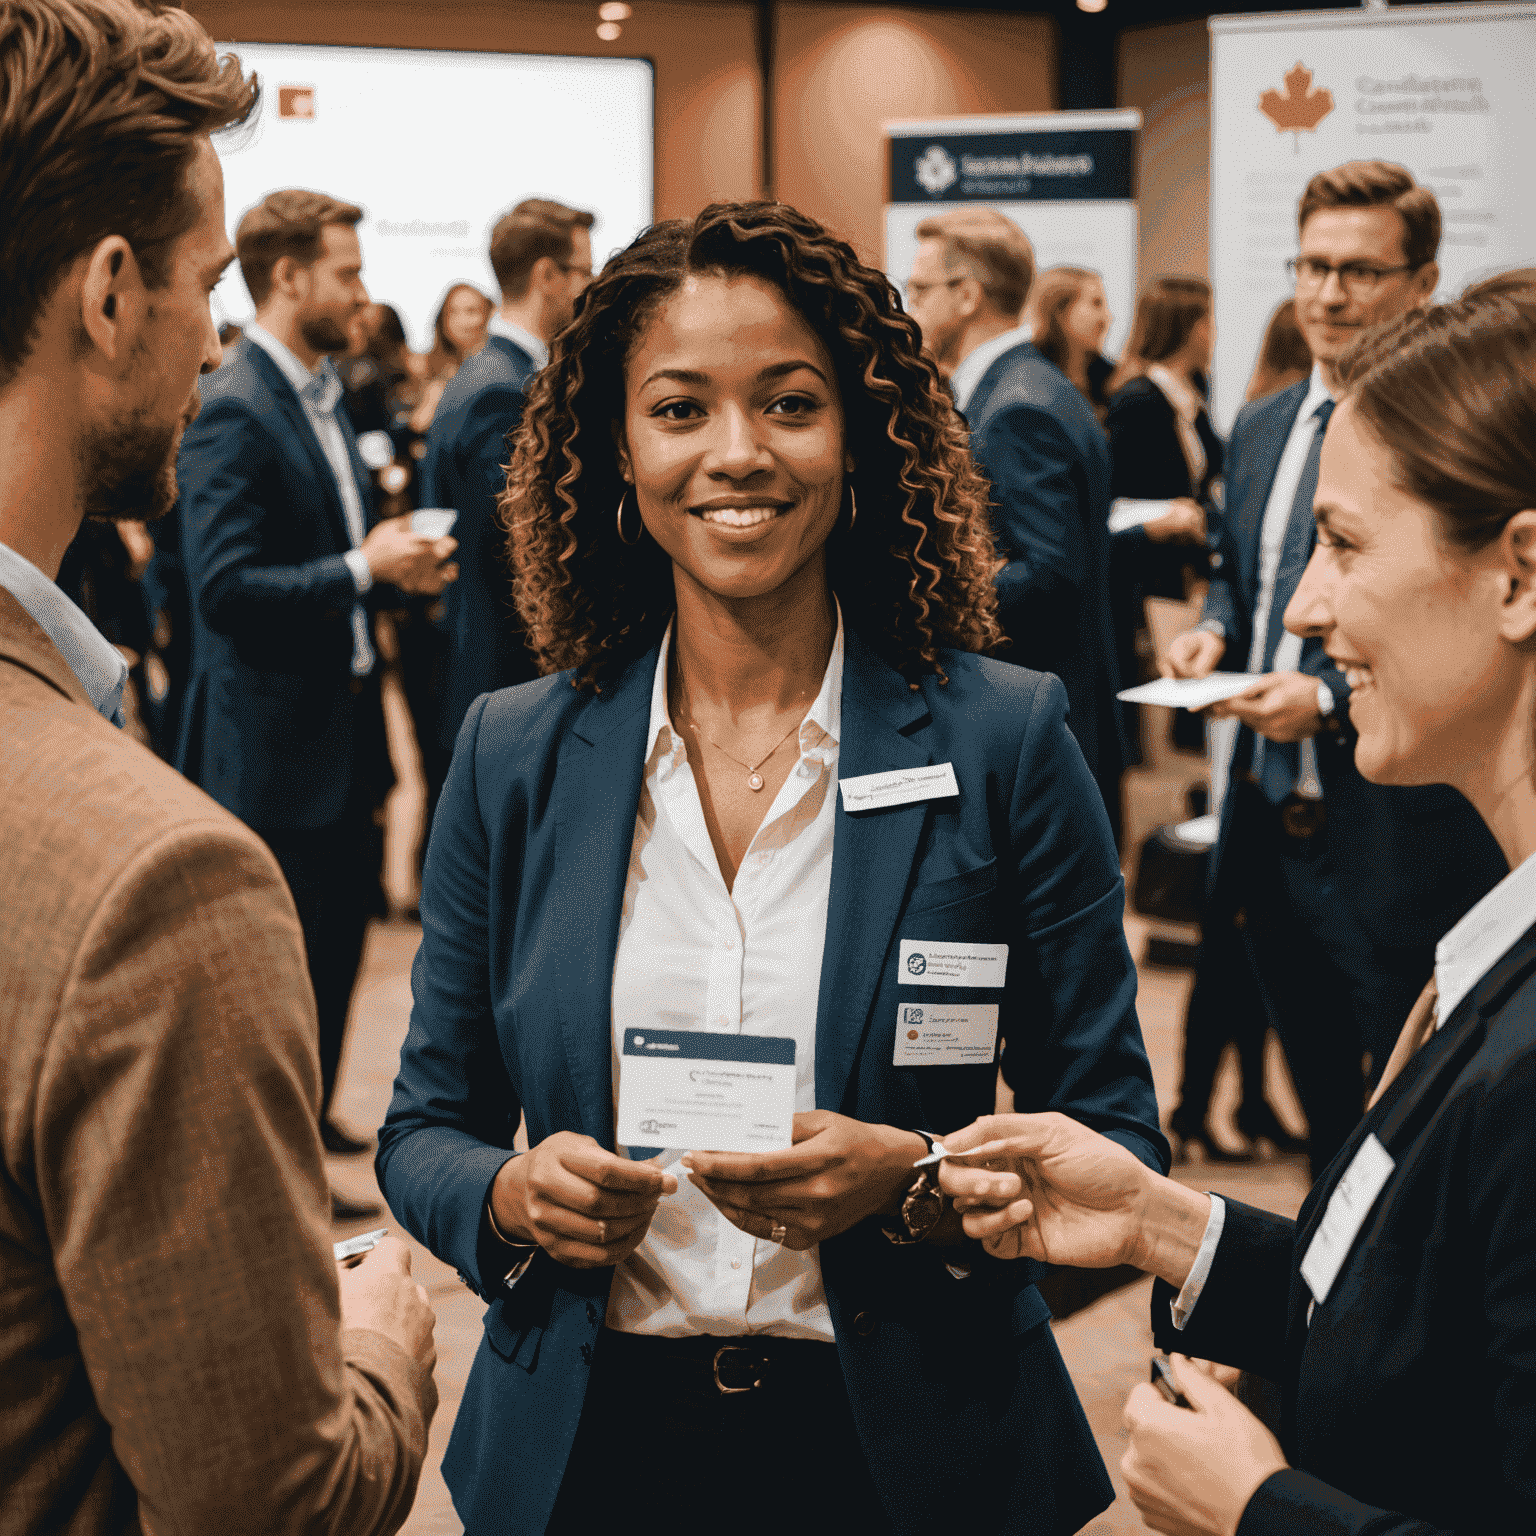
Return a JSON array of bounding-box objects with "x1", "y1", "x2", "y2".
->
[
  {"x1": 186, "y1": 0, "x2": 763, "y2": 225},
  {"x1": 773, "y1": 3, "x2": 1057, "y2": 264},
  {"x1": 1118, "y1": 16, "x2": 1210, "y2": 285}
]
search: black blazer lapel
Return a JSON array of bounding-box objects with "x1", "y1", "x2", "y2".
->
[
  {"x1": 1234, "y1": 381, "x2": 1308, "y2": 614},
  {"x1": 552, "y1": 650, "x2": 657, "y2": 1147},
  {"x1": 243, "y1": 341, "x2": 357, "y2": 551},
  {"x1": 814, "y1": 631, "x2": 934, "y2": 1114}
]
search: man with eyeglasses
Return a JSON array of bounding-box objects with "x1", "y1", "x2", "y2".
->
[
  {"x1": 907, "y1": 206, "x2": 1126, "y2": 835},
  {"x1": 419, "y1": 197, "x2": 594, "y2": 826},
  {"x1": 1163, "y1": 160, "x2": 1505, "y2": 1176}
]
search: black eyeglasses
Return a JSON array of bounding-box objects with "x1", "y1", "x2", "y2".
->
[
  {"x1": 1287, "y1": 256, "x2": 1417, "y2": 297},
  {"x1": 557, "y1": 263, "x2": 594, "y2": 280}
]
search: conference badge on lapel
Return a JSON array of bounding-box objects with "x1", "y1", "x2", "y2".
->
[{"x1": 839, "y1": 762, "x2": 959, "y2": 813}]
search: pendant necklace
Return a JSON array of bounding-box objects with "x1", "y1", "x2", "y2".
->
[{"x1": 691, "y1": 716, "x2": 804, "y2": 791}]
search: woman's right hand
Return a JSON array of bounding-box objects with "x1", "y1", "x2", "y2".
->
[
  {"x1": 936, "y1": 1112, "x2": 1161, "y2": 1270},
  {"x1": 490, "y1": 1132, "x2": 678, "y2": 1269}
]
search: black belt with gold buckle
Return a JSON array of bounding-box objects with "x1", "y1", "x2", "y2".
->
[{"x1": 712, "y1": 1344, "x2": 771, "y2": 1395}]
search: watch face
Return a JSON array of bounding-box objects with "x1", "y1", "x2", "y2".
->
[{"x1": 905, "y1": 1186, "x2": 945, "y2": 1235}]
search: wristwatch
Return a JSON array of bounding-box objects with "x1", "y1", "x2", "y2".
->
[{"x1": 881, "y1": 1130, "x2": 949, "y2": 1246}]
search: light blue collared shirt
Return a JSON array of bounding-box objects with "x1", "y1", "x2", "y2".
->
[{"x1": 0, "y1": 540, "x2": 129, "y2": 727}]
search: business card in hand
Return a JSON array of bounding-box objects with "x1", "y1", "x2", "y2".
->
[{"x1": 616, "y1": 1028, "x2": 796, "y2": 1154}]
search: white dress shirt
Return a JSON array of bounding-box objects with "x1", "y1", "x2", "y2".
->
[
  {"x1": 1145, "y1": 364, "x2": 1208, "y2": 488},
  {"x1": 0, "y1": 541, "x2": 128, "y2": 726},
  {"x1": 1247, "y1": 364, "x2": 1335, "y2": 676},
  {"x1": 950, "y1": 323, "x2": 1034, "y2": 414},
  {"x1": 486, "y1": 313, "x2": 548, "y2": 369},
  {"x1": 605, "y1": 613, "x2": 845, "y2": 1340},
  {"x1": 242, "y1": 321, "x2": 375, "y2": 675},
  {"x1": 1174, "y1": 844, "x2": 1536, "y2": 1332}
]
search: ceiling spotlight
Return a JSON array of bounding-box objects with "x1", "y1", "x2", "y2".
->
[
  {"x1": 1077, "y1": 0, "x2": 1108, "y2": 12},
  {"x1": 596, "y1": 20, "x2": 622, "y2": 40},
  {"x1": 598, "y1": 2, "x2": 632, "y2": 19}
]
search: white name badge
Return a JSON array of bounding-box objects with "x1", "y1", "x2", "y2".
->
[
  {"x1": 893, "y1": 1002, "x2": 999, "y2": 1065},
  {"x1": 615, "y1": 1028, "x2": 796, "y2": 1155},
  {"x1": 1299, "y1": 1133, "x2": 1396, "y2": 1308},
  {"x1": 899, "y1": 939, "x2": 1008, "y2": 989},
  {"x1": 839, "y1": 762, "x2": 959, "y2": 813}
]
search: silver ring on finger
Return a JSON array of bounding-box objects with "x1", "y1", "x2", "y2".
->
[{"x1": 769, "y1": 1223, "x2": 788, "y2": 1245}]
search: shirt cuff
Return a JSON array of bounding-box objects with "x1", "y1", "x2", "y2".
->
[
  {"x1": 1315, "y1": 679, "x2": 1335, "y2": 719},
  {"x1": 1169, "y1": 1194, "x2": 1226, "y2": 1330},
  {"x1": 343, "y1": 547, "x2": 373, "y2": 595},
  {"x1": 1194, "y1": 619, "x2": 1226, "y2": 640}
]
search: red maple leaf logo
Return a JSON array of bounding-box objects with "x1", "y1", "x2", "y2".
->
[{"x1": 1259, "y1": 63, "x2": 1334, "y2": 152}]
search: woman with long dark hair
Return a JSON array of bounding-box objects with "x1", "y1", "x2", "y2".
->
[
  {"x1": 1029, "y1": 264, "x2": 1116, "y2": 418},
  {"x1": 377, "y1": 202, "x2": 1166, "y2": 1536},
  {"x1": 941, "y1": 287, "x2": 1536, "y2": 1535}
]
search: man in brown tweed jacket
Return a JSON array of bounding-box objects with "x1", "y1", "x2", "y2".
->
[{"x1": 0, "y1": 4, "x2": 438, "y2": 1531}]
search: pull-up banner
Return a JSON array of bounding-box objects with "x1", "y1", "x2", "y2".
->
[
  {"x1": 889, "y1": 130, "x2": 1135, "y2": 205},
  {"x1": 884, "y1": 110, "x2": 1141, "y2": 360},
  {"x1": 1209, "y1": 2, "x2": 1536, "y2": 432}
]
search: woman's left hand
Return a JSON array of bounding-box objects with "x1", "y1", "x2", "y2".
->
[
  {"x1": 1121, "y1": 1354, "x2": 1288, "y2": 1536},
  {"x1": 683, "y1": 1111, "x2": 924, "y2": 1249}
]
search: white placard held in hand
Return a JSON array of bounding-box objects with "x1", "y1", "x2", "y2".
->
[
  {"x1": 615, "y1": 1028, "x2": 796, "y2": 1155},
  {"x1": 1117, "y1": 673, "x2": 1263, "y2": 711}
]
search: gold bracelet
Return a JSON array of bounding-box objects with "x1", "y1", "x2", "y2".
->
[{"x1": 485, "y1": 1195, "x2": 527, "y2": 1247}]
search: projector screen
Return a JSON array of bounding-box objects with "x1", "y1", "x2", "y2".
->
[{"x1": 211, "y1": 42, "x2": 655, "y2": 349}]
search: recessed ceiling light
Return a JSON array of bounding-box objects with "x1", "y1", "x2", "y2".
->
[
  {"x1": 596, "y1": 20, "x2": 622, "y2": 40},
  {"x1": 1077, "y1": 0, "x2": 1108, "y2": 13},
  {"x1": 599, "y1": 2, "x2": 632, "y2": 19}
]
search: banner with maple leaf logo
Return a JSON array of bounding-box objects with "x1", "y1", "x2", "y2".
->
[{"x1": 1206, "y1": 5, "x2": 1536, "y2": 434}]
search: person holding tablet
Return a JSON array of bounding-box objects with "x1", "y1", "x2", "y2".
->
[
  {"x1": 377, "y1": 201, "x2": 1167, "y2": 1536},
  {"x1": 939, "y1": 287, "x2": 1536, "y2": 1535}
]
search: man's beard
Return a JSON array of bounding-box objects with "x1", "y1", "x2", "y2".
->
[
  {"x1": 300, "y1": 314, "x2": 352, "y2": 354},
  {"x1": 77, "y1": 406, "x2": 181, "y2": 526}
]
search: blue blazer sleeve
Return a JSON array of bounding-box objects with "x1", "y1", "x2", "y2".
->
[
  {"x1": 997, "y1": 674, "x2": 1166, "y2": 1173},
  {"x1": 375, "y1": 695, "x2": 526, "y2": 1295},
  {"x1": 178, "y1": 395, "x2": 358, "y2": 637},
  {"x1": 975, "y1": 401, "x2": 1087, "y2": 639}
]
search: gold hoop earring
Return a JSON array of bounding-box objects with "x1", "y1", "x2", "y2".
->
[
  {"x1": 616, "y1": 487, "x2": 642, "y2": 545},
  {"x1": 847, "y1": 485, "x2": 858, "y2": 530}
]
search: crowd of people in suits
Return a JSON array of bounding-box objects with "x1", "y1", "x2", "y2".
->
[{"x1": 8, "y1": 4, "x2": 1536, "y2": 1535}]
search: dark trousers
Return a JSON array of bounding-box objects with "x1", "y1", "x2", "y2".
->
[
  {"x1": 1223, "y1": 781, "x2": 1369, "y2": 1179},
  {"x1": 545, "y1": 1330, "x2": 893, "y2": 1536},
  {"x1": 1174, "y1": 902, "x2": 1270, "y2": 1130},
  {"x1": 263, "y1": 804, "x2": 383, "y2": 1119}
]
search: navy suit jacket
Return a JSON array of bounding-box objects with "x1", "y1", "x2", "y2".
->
[
  {"x1": 1153, "y1": 922, "x2": 1536, "y2": 1534},
  {"x1": 175, "y1": 340, "x2": 391, "y2": 831},
  {"x1": 965, "y1": 341, "x2": 1126, "y2": 782},
  {"x1": 420, "y1": 334, "x2": 540, "y2": 752},
  {"x1": 1204, "y1": 381, "x2": 1503, "y2": 950},
  {"x1": 377, "y1": 631, "x2": 1168, "y2": 1535}
]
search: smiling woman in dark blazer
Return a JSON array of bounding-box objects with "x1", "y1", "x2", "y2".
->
[
  {"x1": 376, "y1": 202, "x2": 1166, "y2": 1536},
  {"x1": 940, "y1": 287, "x2": 1536, "y2": 1535}
]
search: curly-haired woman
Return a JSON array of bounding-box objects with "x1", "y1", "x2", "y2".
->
[{"x1": 377, "y1": 202, "x2": 1167, "y2": 1536}]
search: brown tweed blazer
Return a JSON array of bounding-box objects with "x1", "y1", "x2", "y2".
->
[{"x1": 0, "y1": 586, "x2": 435, "y2": 1535}]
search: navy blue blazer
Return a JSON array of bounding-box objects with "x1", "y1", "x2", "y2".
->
[
  {"x1": 377, "y1": 631, "x2": 1168, "y2": 1535},
  {"x1": 420, "y1": 334, "x2": 540, "y2": 752},
  {"x1": 1203, "y1": 382, "x2": 1503, "y2": 948},
  {"x1": 175, "y1": 340, "x2": 391, "y2": 831},
  {"x1": 1152, "y1": 921, "x2": 1536, "y2": 1533},
  {"x1": 965, "y1": 341, "x2": 1126, "y2": 783}
]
